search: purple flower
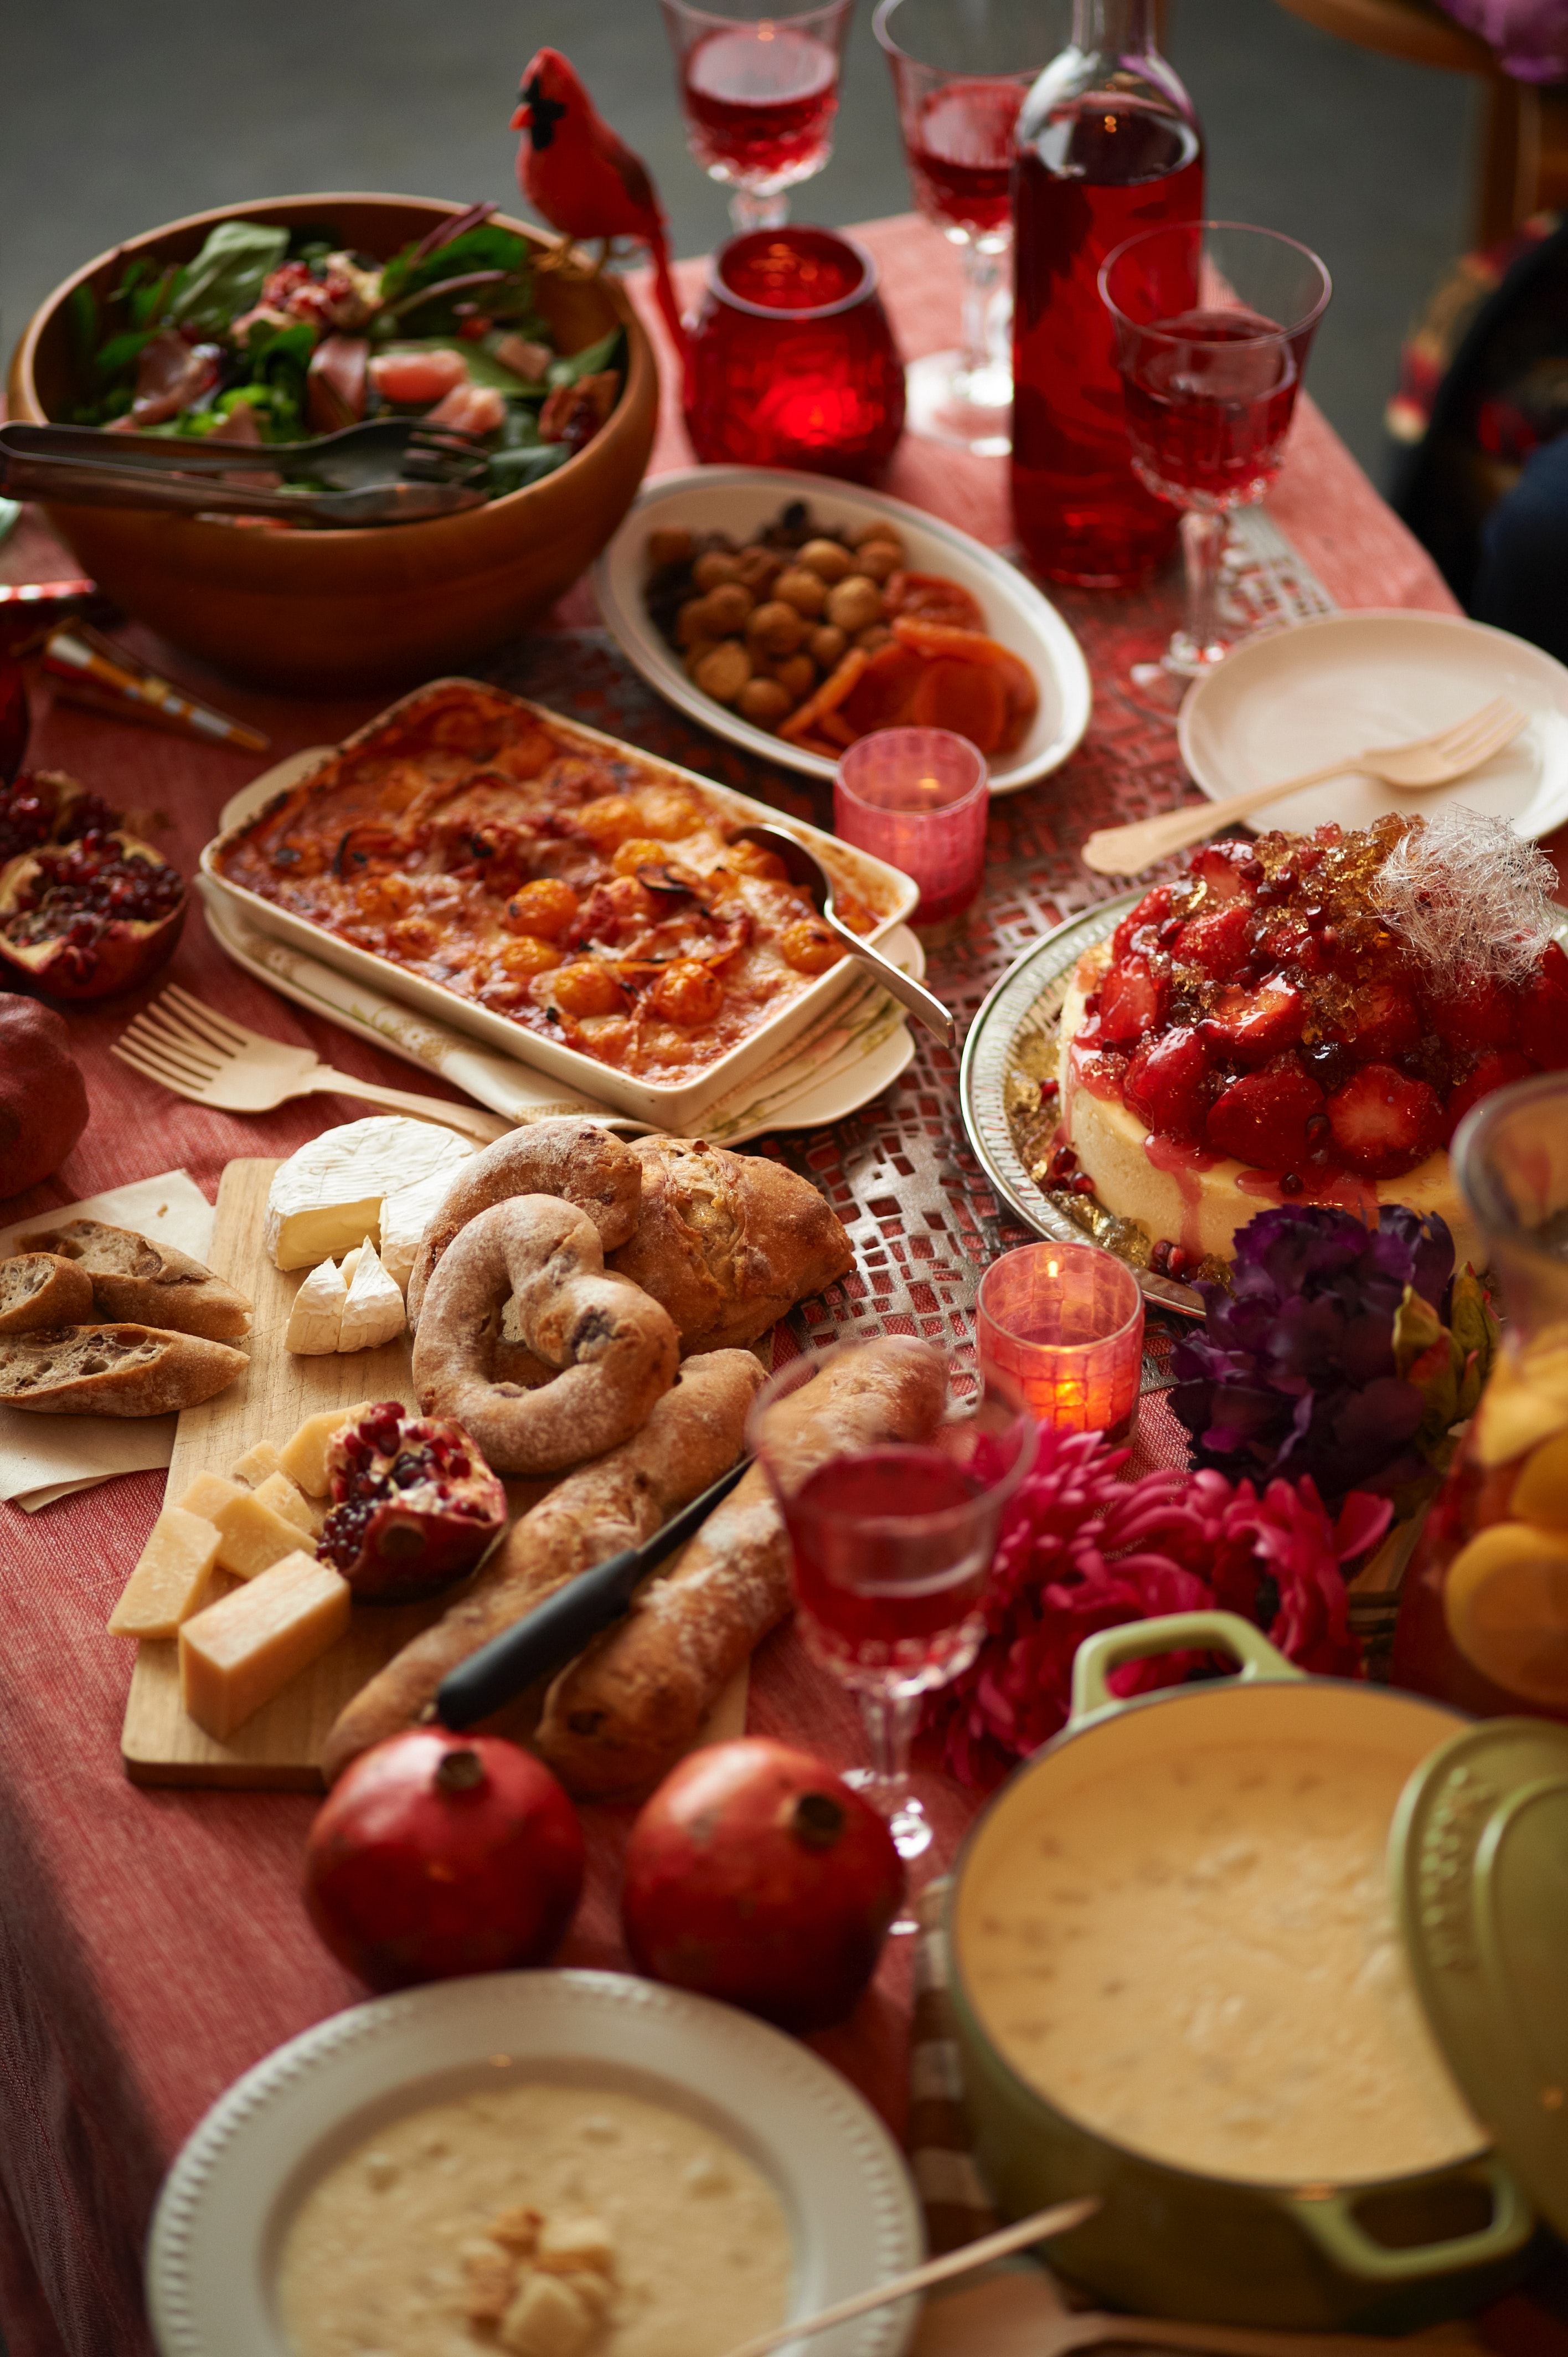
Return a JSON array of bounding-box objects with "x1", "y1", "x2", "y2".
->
[{"x1": 1170, "y1": 1205, "x2": 1489, "y2": 1510}]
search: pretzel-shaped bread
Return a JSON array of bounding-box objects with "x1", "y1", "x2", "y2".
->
[{"x1": 411, "y1": 1195, "x2": 678, "y2": 1474}]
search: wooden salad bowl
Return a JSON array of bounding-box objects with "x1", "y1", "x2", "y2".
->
[{"x1": 8, "y1": 193, "x2": 659, "y2": 692}]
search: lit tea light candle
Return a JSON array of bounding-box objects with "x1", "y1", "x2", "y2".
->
[
  {"x1": 976, "y1": 1242, "x2": 1144, "y2": 1440},
  {"x1": 834, "y1": 726, "x2": 988, "y2": 925}
]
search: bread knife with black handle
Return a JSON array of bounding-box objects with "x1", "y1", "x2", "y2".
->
[{"x1": 435, "y1": 1454, "x2": 755, "y2": 1730}]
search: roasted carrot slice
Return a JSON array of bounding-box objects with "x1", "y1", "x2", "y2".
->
[
  {"x1": 816, "y1": 710, "x2": 859, "y2": 749},
  {"x1": 778, "y1": 647, "x2": 870, "y2": 744},
  {"x1": 911, "y1": 657, "x2": 1008, "y2": 752},
  {"x1": 891, "y1": 617, "x2": 1040, "y2": 725},
  {"x1": 838, "y1": 641, "x2": 923, "y2": 737},
  {"x1": 884, "y1": 570, "x2": 985, "y2": 631}
]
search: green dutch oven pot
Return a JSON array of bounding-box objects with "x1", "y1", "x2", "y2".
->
[{"x1": 945, "y1": 1611, "x2": 1545, "y2": 2333}]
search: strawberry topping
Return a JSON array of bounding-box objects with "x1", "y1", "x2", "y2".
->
[
  {"x1": 1072, "y1": 815, "x2": 1561, "y2": 1194},
  {"x1": 1324, "y1": 1063, "x2": 1443, "y2": 1178}
]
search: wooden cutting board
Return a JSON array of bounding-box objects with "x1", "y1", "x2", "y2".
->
[{"x1": 120, "y1": 1159, "x2": 745, "y2": 1788}]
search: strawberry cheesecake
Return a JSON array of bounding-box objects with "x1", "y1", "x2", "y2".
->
[{"x1": 1051, "y1": 812, "x2": 1568, "y2": 1277}]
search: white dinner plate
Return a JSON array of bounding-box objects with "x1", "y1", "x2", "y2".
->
[
  {"x1": 594, "y1": 466, "x2": 1092, "y2": 795},
  {"x1": 147, "y1": 1968, "x2": 925, "y2": 2357},
  {"x1": 1179, "y1": 609, "x2": 1568, "y2": 841}
]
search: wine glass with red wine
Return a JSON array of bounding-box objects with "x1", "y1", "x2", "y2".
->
[
  {"x1": 662, "y1": 0, "x2": 855, "y2": 233},
  {"x1": 1100, "y1": 219, "x2": 1332, "y2": 683},
  {"x1": 747, "y1": 1339, "x2": 1035, "y2": 1929},
  {"x1": 874, "y1": 0, "x2": 1053, "y2": 456}
]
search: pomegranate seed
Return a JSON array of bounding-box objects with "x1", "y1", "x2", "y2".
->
[
  {"x1": 1038, "y1": 1077, "x2": 1060, "y2": 1103},
  {"x1": 1049, "y1": 1145, "x2": 1078, "y2": 1180},
  {"x1": 1280, "y1": 1171, "x2": 1303, "y2": 1195},
  {"x1": 1070, "y1": 1173, "x2": 1097, "y2": 1196}
]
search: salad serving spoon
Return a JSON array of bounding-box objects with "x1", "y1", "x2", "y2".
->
[{"x1": 729, "y1": 822, "x2": 957, "y2": 1048}]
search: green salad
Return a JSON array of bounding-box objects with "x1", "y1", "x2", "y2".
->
[{"x1": 66, "y1": 206, "x2": 626, "y2": 498}]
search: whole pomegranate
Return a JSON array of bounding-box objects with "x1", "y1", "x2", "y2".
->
[
  {"x1": 0, "y1": 998, "x2": 89, "y2": 1198},
  {"x1": 0, "y1": 827, "x2": 185, "y2": 1000},
  {"x1": 319, "y1": 1401, "x2": 506, "y2": 1601},
  {"x1": 621, "y1": 1739, "x2": 904, "y2": 2031},
  {"x1": 305, "y1": 1730, "x2": 585, "y2": 1989}
]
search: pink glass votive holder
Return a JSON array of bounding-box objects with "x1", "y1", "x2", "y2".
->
[
  {"x1": 834, "y1": 727, "x2": 988, "y2": 925},
  {"x1": 976, "y1": 1242, "x2": 1144, "y2": 1440}
]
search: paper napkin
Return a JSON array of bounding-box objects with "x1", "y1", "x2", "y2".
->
[{"x1": 0, "y1": 1170, "x2": 216, "y2": 1511}]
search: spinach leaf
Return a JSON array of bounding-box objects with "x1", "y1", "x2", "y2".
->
[
  {"x1": 546, "y1": 326, "x2": 625, "y2": 389},
  {"x1": 487, "y1": 441, "x2": 570, "y2": 496},
  {"x1": 381, "y1": 223, "x2": 535, "y2": 308},
  {"x1": 240, "y1": 318, "x2": 315, "y2": 439},
  {"x1": 171, "y1": 220, "x2": 289, "y2": 334},
  {"x1": 93, "y1": 327, "x2": 159, "y2": 383}
]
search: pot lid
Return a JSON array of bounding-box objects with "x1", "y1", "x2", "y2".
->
[{"x1": 1392, "y1": 1717, "x2": 1568, "y2": 2238}]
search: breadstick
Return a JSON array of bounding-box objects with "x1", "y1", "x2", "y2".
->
[
  {"x1": 319, "y1": 1348, "x2": 765, "y2": 1783},
  {"x1": 533, "y1": 1334, "x2": 949, "y2": 1800}
]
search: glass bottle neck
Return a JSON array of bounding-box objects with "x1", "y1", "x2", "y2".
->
[{"x1": 1071, "y1": 0, "x2": 1160, "y2": 61}]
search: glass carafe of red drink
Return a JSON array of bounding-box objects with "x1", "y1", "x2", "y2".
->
[
  {"x1": 1391, "y1": 1073, "x2": 1568, "y2": 1723},
  {"x1": 1010, "y1": 0, "x2": 1204, "y2": 588}
]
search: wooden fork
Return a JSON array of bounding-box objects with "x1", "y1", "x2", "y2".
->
[
  {"x1": 1081, "y1": 696, "x2": 1530, "y2": 876},
  {"x1": 111, "y1": 985, "x2": 510, "y2": 1145}
]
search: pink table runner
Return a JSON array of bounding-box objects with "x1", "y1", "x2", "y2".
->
[{"x1": 0, "y1": 218, "x2": 1514, "y2": 2357}]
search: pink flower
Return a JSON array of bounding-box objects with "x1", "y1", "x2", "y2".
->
[{"x1": 925, "y1": 1427, "x2": 1391, "y2": 1790}]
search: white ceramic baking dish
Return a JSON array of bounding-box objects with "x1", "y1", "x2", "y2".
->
[{"x1": 200, "y1": 685, "x2": 920, "y2": 1129}]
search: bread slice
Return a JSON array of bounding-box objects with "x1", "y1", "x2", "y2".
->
[
  {"x1": 16, "y1": 1218, "x2": 251, "y2": 1340},
  {"x1": 0, "y1": 1324, "x2": 249, "y2": 1417},
  {"x1": 0, "y1": 1252, "x2": 95, "y2": 1334}
]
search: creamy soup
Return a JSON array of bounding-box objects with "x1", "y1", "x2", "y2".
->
[
  {"x1": 279, "y1": 2081, "x2": 793, "y2": 2357},
  {"x1": 959, "y1": 1740, "x2": 1483, "y2": 2186}
]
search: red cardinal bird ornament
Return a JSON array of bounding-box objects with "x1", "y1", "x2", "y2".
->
[{"x1": 512, "y1": 50, "x2": 690, "y2": 384}]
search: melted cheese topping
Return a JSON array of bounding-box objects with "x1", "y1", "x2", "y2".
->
[
  {"x1": 279, "y1": 2081, "x2": 793, "y2": 2357},
  {"x1": 217, "y1": 683, "x2": 884, "y2": 1088},
  {"x1": 960, "y1": 1741, "x2": 1483, "y2": 2186}
]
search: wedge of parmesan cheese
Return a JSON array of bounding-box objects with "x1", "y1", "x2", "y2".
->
[
  {"x1": 179, "y1": 1552, "x2": 350, "y2": 1740},
  {"x1": 278, "y1": 1400, "x2": 378, "y2": 1496},
  {"x1": 108, "y1": 1506, "x2": 222, "y2": 1639},
  {"x1": 265, "y1": 1118, "x2": 475, "y2": 1272},
  {"x1": 286, "y1": 1254, "x2": 349, "y2": 1354},
  {"x1": 379, "y1": 1165, "x2": 457, "y2": 1294},
  {"x1": 339, "y1": 1238, "x2": 405, "y2": 1351}
]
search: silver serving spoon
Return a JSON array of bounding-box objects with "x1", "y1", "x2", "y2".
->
[{"x1": 730, "y1": 822, "x2": 957, "y2": 1048}]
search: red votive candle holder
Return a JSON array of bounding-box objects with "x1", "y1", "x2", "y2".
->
[
  {"x1": 833, "y1": 727, "x2": 988, "y2": 924},
  {"x1": 976, "y1": 1242, "x2": 1144, "y2": 1440},
  {"x1": 685, "y1": 225, "x2": 906, "y2": 480}
]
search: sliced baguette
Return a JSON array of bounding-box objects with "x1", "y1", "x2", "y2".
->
[
  {"x1": 16, "y1": 1218, "x2": 251, "y2": 1340},
  {"x1": 0, "y1": 1324, "x2": 249, "y2": 1417},
  {"x1": 0, "y1": 1252, "x2": 95, "y2": 1334}
]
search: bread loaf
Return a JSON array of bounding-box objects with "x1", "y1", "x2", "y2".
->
[
  {"x1": 406, "y1": 1121, "x2": 642, "y2": 1330},
  {"x1": 607, "y1": 1136, "x2": 854, "y2": 1355},
  {"x1": 17, "y1": 1218, "x2": 251, "y2": 1340},
  {"x1": 320, "y1": 1347, "x2": 766, "y2": 1782},
  {"x1": 534, "y1": 1334, "x2": 948, "y2": 1799},
  {"x1": 0, "y1": 1323, "x2": 249, "y2": 1416},
  {"x1": 0, "y1": 1252, "x2": 94, "y2": 1334}
]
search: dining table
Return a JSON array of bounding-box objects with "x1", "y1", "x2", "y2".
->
[{"x1": 1, "y1": 211, "x2": 1563, "y2": 2357}]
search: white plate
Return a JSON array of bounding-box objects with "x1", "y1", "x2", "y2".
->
[
  {"x1": 594, "y1": 466, "x2": 1092, "y2": 795},
  {"x1": 147, "y1": 1968, "x2": 924, "y2": 2357},
  {"x1": 1179, "y1": 609, "x2": 1568, "y2": 841}
]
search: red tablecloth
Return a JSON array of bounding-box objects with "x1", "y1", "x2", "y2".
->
[{"x1": 0, "y1": 216, "x2": 1536, "y2": 2357}]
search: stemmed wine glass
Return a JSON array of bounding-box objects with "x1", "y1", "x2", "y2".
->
[
  {"x1": 748, "y1": 1339, "x2": 1035, "y2": 1930},
  {"x1": 1100, "y1": 219, "x2": 1332, "y2": 686},
  {"x1": 662, "y1": 0, "x2": 856, "y2": 233},
  {"x1": 874, "y1": 0, "x2": 1050, "y2": 456}
]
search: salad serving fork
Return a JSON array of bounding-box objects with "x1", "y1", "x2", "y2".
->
[
  {"x1": 111, "y1": 985, "x2": 509, "y2": 1145},
  {"x1": 0, "y1": 419, "x2": 489, "y2": 526}
]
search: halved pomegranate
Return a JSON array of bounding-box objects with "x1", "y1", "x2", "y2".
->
[
  {"x1": 319, "y1": 1402, "x2": 506, "y2": 1602},
  {"x1": 0, "y1": 769, "x2": 121, "y2": 864},
  {"x1": 0, "y1": 827, "x2": 184, "y2": 999}
]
